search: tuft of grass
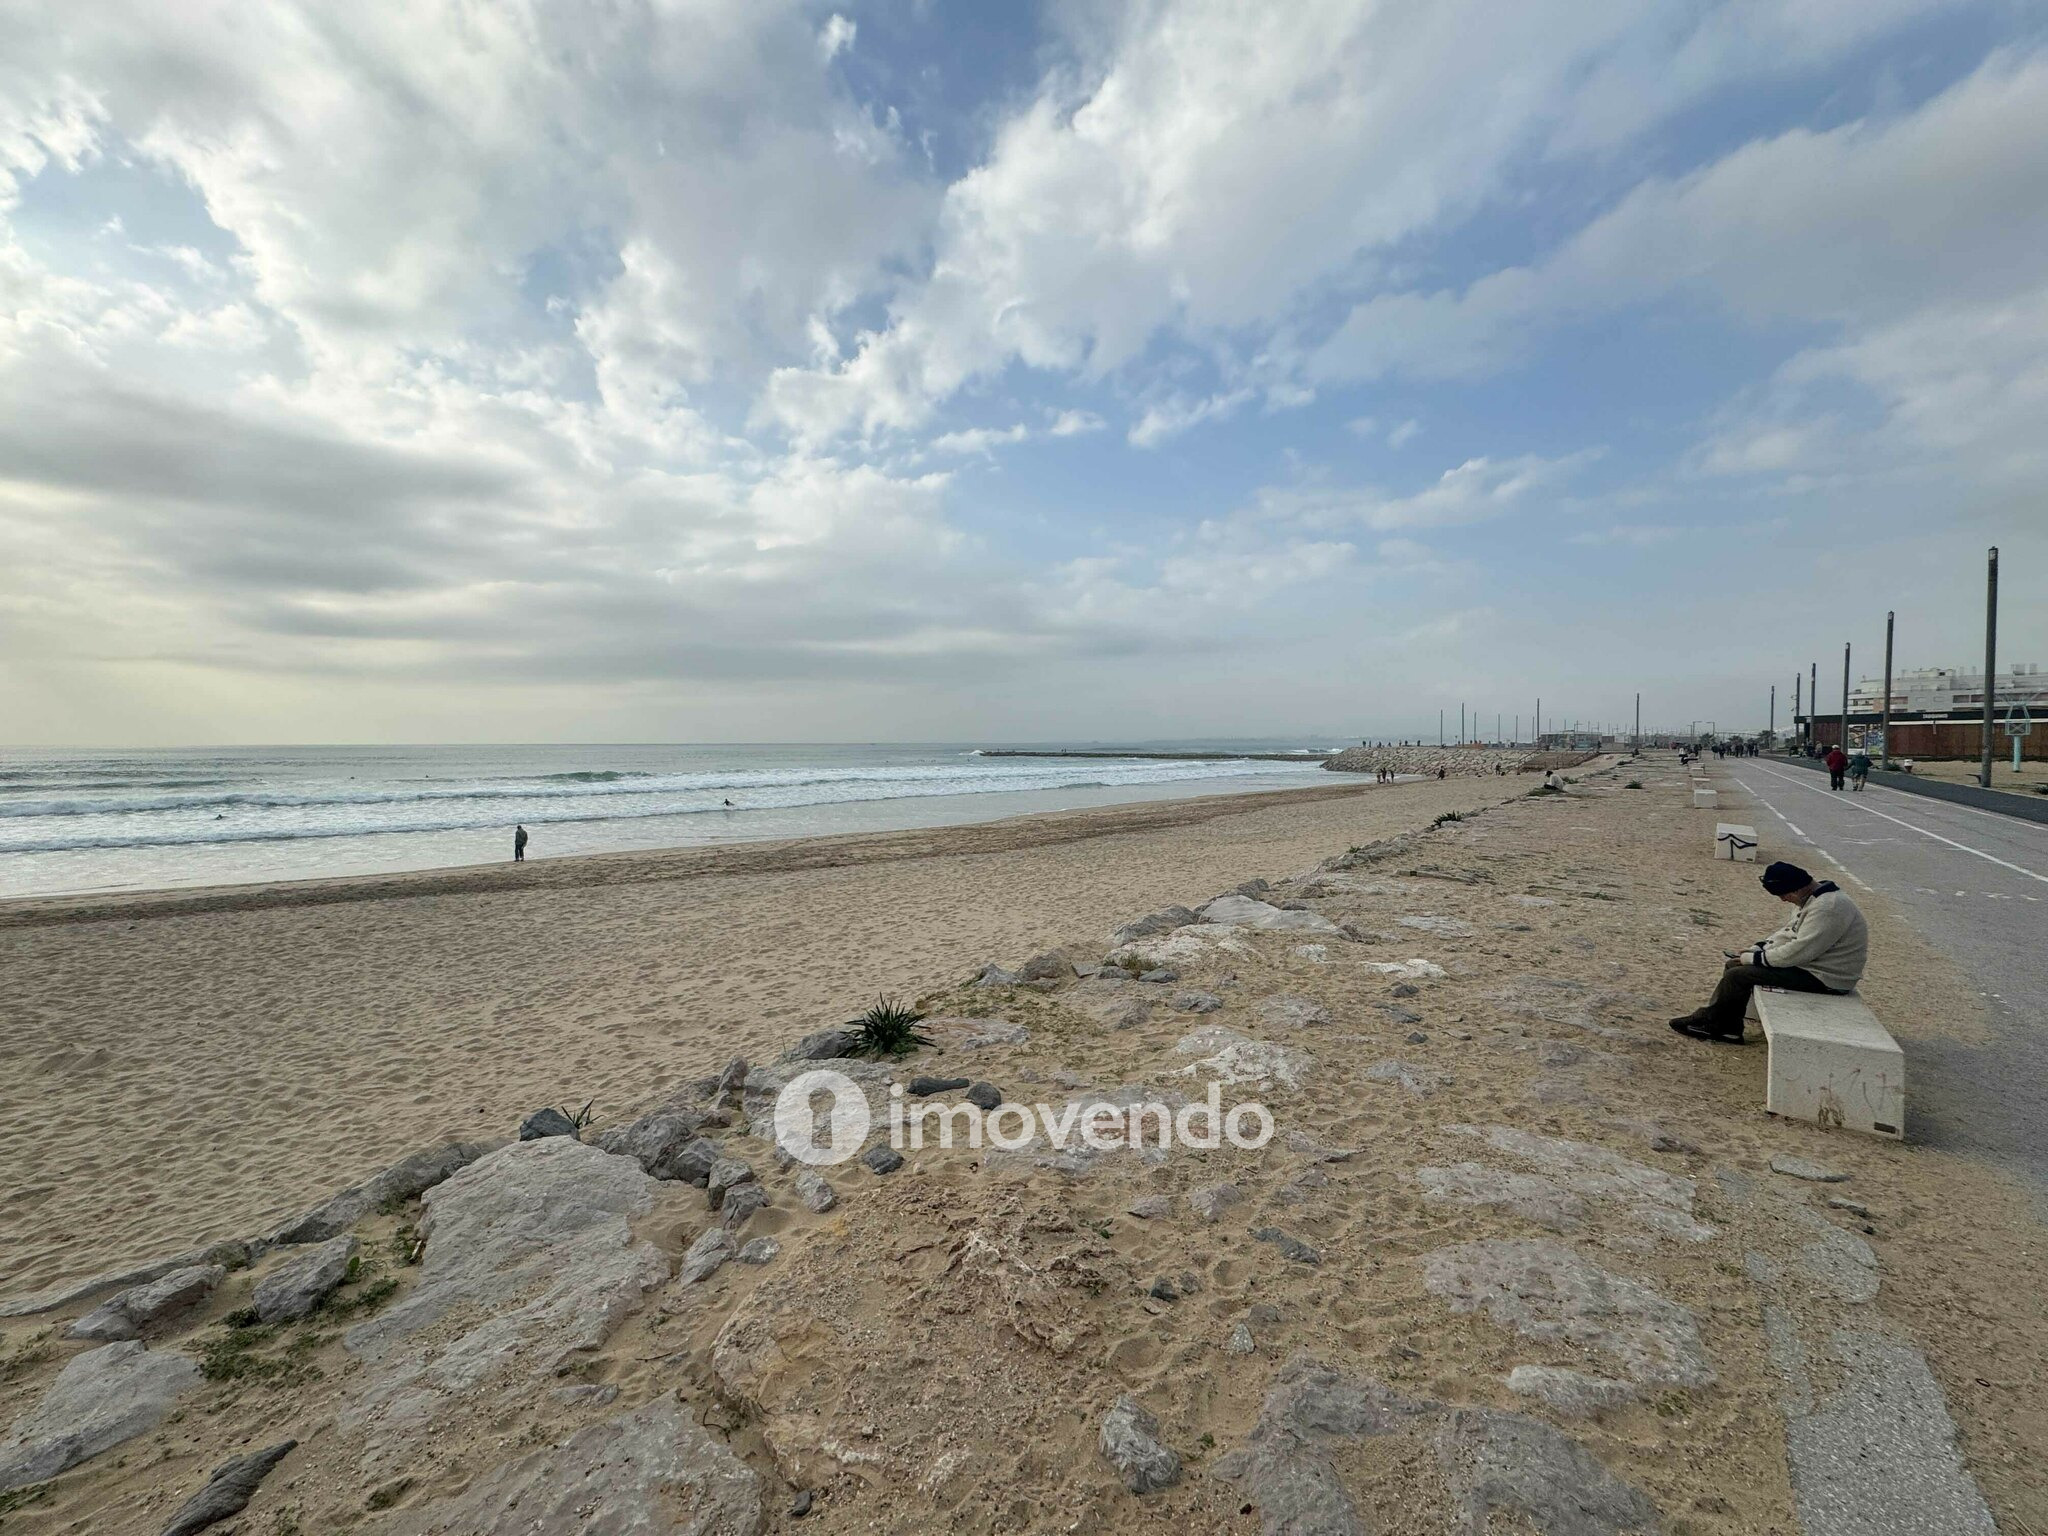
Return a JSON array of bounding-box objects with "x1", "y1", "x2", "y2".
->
[
  {"x1": 1625, "y1": 780, "x2": 1644, "y2": 789},
  {"x1": 0, "y1": 1484, "x2": 51, "y2": 1515},
  {"x1": 0, "y1": 1331, "x2": 53, "y2": 1383},
  {"x1": 848, "y1": 997, "x2": 934, "y2": 1057},
  {"x1": 1431, "y1": 810, "x2": 1466, "y2": 828}
]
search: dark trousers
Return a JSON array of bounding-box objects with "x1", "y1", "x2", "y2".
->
[
  {"x1": 1828, "y1": 768, "x2": 1845, "y2": 789},
  {"x1": 1704, "y1": 962, "x2": 1835, "y2": 1032}
]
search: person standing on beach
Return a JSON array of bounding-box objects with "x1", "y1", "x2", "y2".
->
[{"x1": 513, "y1": 824, "x2": 528, "y2": 861}]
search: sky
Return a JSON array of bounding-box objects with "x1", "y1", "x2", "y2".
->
[{"x1": 1, "y1": 0, "x2": 2043, "y2": 747}]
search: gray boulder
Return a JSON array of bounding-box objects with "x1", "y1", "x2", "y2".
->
[
  {"x1": 361, "y1": 1396, "x2": 759, "y2": 1535},
  {"x1": 795, "y1": 1170, "x2": 838, "y2": 1213},
  {"x1": 907, "y1": 1075, "x2": 971, "y2": 1096},
  {"x1": 1170, "y1": 989, "x2": 1224, "y2": 1014},
  {"x1": 1019, "y1": 951, "x2": 1076, "y2": 983},
  {"x1": 668, "y1": 1138, "x2": 724, "y2": 1188},
  {"x1": 0, "y1": 1341, "x2": 200, "y2": 1490},
  {"x1": 160, "y1": 1439, "x2": 297, "y2": 1536},
  {"x1": 972, "y1": 963, "x2": 1022, "y2": 989},
  {"x1": 964, "y1": 1082, "x2": 1003, "y2": 1111},
  {"x1": 342, "y1": 1140, "x2": 668, "y2": 1462},
  {"x1": 1258, "y1": 995, "x2": 1331, "y2": 1030},
  {"x1": 252, "y1": 1235, "x2": 357, "y2": 1324},
  {"x1": 706, "y1": 1158, "x2": 757, "y2": 1209},
  {"x1": 861, "y1": 1145, "x2": 904, "y2": 1175},
  {"x1": 519, "y1": 1107, "x2": 581, "y2": 1141},
  {"x1": 1253, "y1": 1228, "x2": 1322, "y2": 1265},
  {"x1": 594, "y1": 1111, "x2": 715, "y2": 1182},
  {"x1": 736, "y1": 1238, "x2": 780, "y2": 1266},
  {"x1": 272, "y1": 1141, "x2": 498, "y2": 1244},
  {"x1": 1110, "y1": 906, "x2": 1200, "y2": 946},
  {"x1": 678, "y1": 1228, "x2": 737, "y2": 1285},
  {"x1": 714, "y1": 1058, "x2": 748, "y2": 1111},
  {"x1": 68, "y1": 1264, "x2": 223, "y2": 1343},
  {"x1": 785, "y1": 1028, "x2": 857, "y2": 1061},
  {"x1": 720, "y1": 1184, "x2": 770, "y2": 1230},
  {"x1": 1188, "y1": 1182, "x2": 1244, "y2": 1222},
  {"x1": 1099, "y1": 1395, "x2": 1182, "y2": 1493}
]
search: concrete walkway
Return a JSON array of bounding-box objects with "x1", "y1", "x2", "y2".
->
[{"x1": 1719, "y1": 756, "x2": 2048, "y2": 1204}]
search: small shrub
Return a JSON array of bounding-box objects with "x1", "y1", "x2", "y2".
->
[
  {"x1": 1625, "y1": 780, "x2": 1643, "y2": 789},
  {"x1": 1431, "y1": 810, "x2": 1465, "y2": 828},
  {"x1": 849, "y1": 997, "x2": 934, "y2": 1057}
]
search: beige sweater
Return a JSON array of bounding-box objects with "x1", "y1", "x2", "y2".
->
[{"x1": 1750, "y1": 884, "x2": 1869, "y2": 992}]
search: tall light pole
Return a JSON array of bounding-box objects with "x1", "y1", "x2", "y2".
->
[
  {"x1": 1981, "y1": 547, "x2": 1999, "y2": 788},
  {"x1": 1880, "y1": 611, "x2": 1895, "y2": 770},
  {"x1": 1634, "y1": 692, "x2": 1641, "y2": 751},
  {"x1": 1810, "y1": 662, "x2": 1818, "y2": 747},
  {"x1": 1839, "y1": 643, "x2": 1851, "y2": 753},
  {"x1": 1769, "y1": 684, "x2": 1775, "y2": 740},
  {"x1": 1793, "y1": 672, "x2": 1801, "y2": 748}
]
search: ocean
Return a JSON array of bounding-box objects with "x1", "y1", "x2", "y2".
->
[{"x1": 0, "y1": 743, "x2": 1339, "y2": 899}]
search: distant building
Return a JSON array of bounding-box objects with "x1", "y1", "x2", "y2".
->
[{"x1": 1798, "y1": 663, "x2": 2043, "y2": 760}]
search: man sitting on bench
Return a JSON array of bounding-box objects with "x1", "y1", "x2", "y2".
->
[{"x1": 1669, "y1": 861, "x2": 1868, "y2": 1042}]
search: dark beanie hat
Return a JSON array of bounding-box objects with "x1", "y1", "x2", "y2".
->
[{"x1": 1760, "y1": 861, "x2": 1811, "y2": 895}]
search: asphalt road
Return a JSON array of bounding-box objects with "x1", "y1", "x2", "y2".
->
[{"x1": 1716, "y1": 756, "x2": 2048, "y2": 1202}]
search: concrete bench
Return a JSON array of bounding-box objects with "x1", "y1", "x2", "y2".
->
[
  {"x1": 1693, "y1": 787, "x2": 1718, "y2": 808},
  {"x1": 1746, "y1": 988, "x2": 1904, "y2": 1139},
  {"x1": 1715, "y1": 823, "x2": 1758, "y2": 861}
]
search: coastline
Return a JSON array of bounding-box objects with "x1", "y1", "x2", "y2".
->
[
  {"x1": 4, "y1": 754, "x2": 2044, "y2": 1534},
  {"x1": 0, "y1": 776, "x2": 1391, "y2": 928}
]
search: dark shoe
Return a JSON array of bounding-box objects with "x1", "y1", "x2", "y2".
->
[{"x1": 1668, "y1": 1013, "x2": 1711, "y2": 1036}]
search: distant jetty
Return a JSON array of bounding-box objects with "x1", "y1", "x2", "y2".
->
[{"x1": 976, "y1": 748, "x2": 1334, "y2": 762}]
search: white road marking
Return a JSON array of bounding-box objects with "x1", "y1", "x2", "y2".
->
[{"x1": 1744, "y1": 762, "x2": 2048, "y2": 886}]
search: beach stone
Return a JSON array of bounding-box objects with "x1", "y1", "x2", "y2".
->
[
  {"x1": 1284, "y1": 1129, "x2": 1357, "y2": 1164},
  {"x1": 678, "y1": 1227, "x2": 737, "y2": 1285},
  {"x1": 714, "y1": 1057, "x2": 748, "y2": 1111},
  {"x1": 0, "y1": 1341, "x2": 201, "y2": 1490},
  {"x1": 1020, "y1": 951, "x2": 1076, "y2": 983},
  {"x1": 594, "y1": 1111, "x2": 716, "y2": 1182},
  {"x1": 972, "y1": 963, "x2": 1022, "y2": 988},
  {"x1": 785, "y1": 1027, "x2": 857, "y2": 1061},
  {"x1": 1110, "y1": 906, "x2": 1200, "y2": 946},
  {"x1": 1199, "y1": 894, "x2": 1341, "y2": 934},
  {"x1": 1258, "y1": 995, "x2": 1330, "y2": 1030},
  {"x1": 1416, "y1": 1164, "x2": 1586, "y2": 1231},
  {"x1": 1423, "y1": 1239, "x2": 1712, "y2": 1387},
  {"x1": 720, "y1": 1184, "x2": 770, "y2": 1230},
  {"x1": 1253, "y1": 1228, "x2": 1321, "y2": 1264},
  {"x1": 1227, "y1": 1323, "x2": 1258, "y2": 1356},
  {"x1": 273, "y1": 1140, "x2": 499, "y2": 1244},
  {"x1": 360, "y1": 1396, "x2": 759, "y2": 1536},
  {"x1": 1447, "y1": 1124, "x2": 1714, "y2": 1243},
  {"x1": 1, "y1": 1248, "x2": 235, "y2": 1321},
  {"x1": 667, "y1": 1138, "x2": 723, "y2": 1187},
  {"x1": 1099, "y1": 1396, "x2": 1182, "y2": 1494},
  {"x1": 1214, "y1": 1355, "x2": 1426, "y2": 1535},
  {"x1": 1437, "y1": 1406, "x2": 1659, "y2": 1535},
  {"x1": 252, "y1": 1235, "x2": 356, "y2": 1324},
  {"x1": 1376, "y1": 1003, "x2": 1424, "y2": 1025},
  {"x1": 67, "y1": 1264, "x2": 223, "y2": 1343},
  {"x1": 1771, "y1": 1155, "x2": 1848, "y2": 1183},
  {"x1": 1390, "y1": 982, "x2": 1421, "y2": 998},
  {"x1": 1293, "y1": 943, "x2": 1330, "y2": 963},
  {"x1": 519, "y1": 1107, "x2": 580, "y2": 1141},
  {"x1": 964, "y1": 1081, "x2": 1003, "y2": 1111},
  {"x1": 343, "y1": 1140, "x2": 669, "y2": 1462},
  {"x1": 1406, "y1": 1030, "x2": 1430, "y2": 1044},
  {"x1": 795, "y1": 1170, "x2": 838, "y2": 1213},
  {"x1": 861, "y1": 1144, "x2": 904, "y2": 1175},
  {"x1": 1188, "y1": 1182, "x2": 1244, "y2": 1222},
  {"x1": 1505, "y1": 1366, "x2": 1637, "y2": 1418},
  {"x1": 736, "y1": 1238, "x2": 780, "y2": 1266},
  {"x1": 706, "y1": 1158, "x2": 757, "y2": 1208},
  {"x1": 1827, "y1": 1197, "x2": 1872, "y2": 1218},
  {"x1": 1149, "y1": 1277, "x2": 1179, "y2": 1302},
  {"x1": 1175, "y1": 1027, "x2": 1313, "y2": 1091},
  {"x1": 1170, "y1": 989, "x2": 1223, "y2": 1014},
  {"x1": 1127, "y1": 1194, "x2": 1172, "y2": 1220},
  {"x1": 159, "y1": 1439, "x2": 297, "y2": 1536}
]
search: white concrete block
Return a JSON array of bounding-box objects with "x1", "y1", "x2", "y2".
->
[
  {"x1": 1714, "y1": 823, "x2": 1759, "y2": 861},
  {"x1": 1750, "y1": 988, "x2": 1905, "y2": 1139},
  {"x1": 1692, "y1": 787, "x2": 1717, "y2": 808}
]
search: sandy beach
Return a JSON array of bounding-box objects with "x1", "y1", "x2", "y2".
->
[
  {"x1": 4, "y1": 760, "x2": 2044, "y2": 1533},
  {"x1": 1, "y1": 776, "x2": 1510, "y2": 1299}
]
